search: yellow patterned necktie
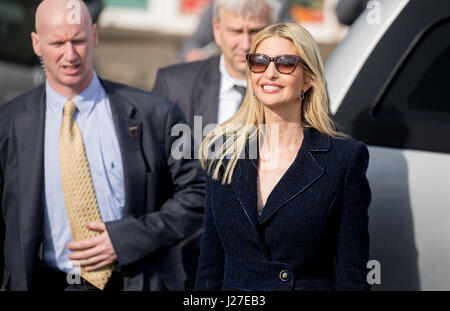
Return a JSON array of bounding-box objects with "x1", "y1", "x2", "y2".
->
[{"x1": 59, "y1": 100, "x2": 113, "y2": 290}]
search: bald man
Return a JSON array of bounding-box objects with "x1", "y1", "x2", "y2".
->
[{"x1": 0, "y1": 0, "x2": 204, "y2": 291}]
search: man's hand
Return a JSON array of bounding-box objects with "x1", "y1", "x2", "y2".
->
[{"x1": 67, "y1": 222, "x2": 118, "y2": 271}]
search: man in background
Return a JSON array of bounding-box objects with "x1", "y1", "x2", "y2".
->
[
  {"x1": 179, "y1": 0, "x2": 292, "y2": 62},
  {"x1": 153, "y1": 0, "x2": 279, "y2": 130},
  {"x1": 336, "y1": 0, "x2": 369, "y2": 25},
  {"x1": 85, "y1": 0, "x2": 104, "y2": 23}
]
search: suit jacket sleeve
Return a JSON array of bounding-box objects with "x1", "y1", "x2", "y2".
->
[
  {"x1": 0, "y1": 114, "x2": 6, "y2": 287},
  {"x1": 0, "y1": 160, "x2": 4, "y2": 287},
  {"x1": 194, "y1": 176, "x2": 225, "y2": 290},
  {"x1": 334, "y1": 141, "x2": 371, "y2": 290},
  {"x1": 105, "y1": 101, "x2": 205, "y2": 266},
  {"x1": 152, "y1": 68, "x2": 169, "y2": 99}
]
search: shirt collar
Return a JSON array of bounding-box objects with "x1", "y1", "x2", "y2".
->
[
  {"x1": 46, "y1": 72, "x2": 101, "y2": 118},
  {"x1": 219, "y1": 54, "x2": 246, "y2": 94}
]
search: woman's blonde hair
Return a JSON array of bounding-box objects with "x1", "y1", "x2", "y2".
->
[{"x1": 199, "y1": 22, "x2": 343, "y2": 184}]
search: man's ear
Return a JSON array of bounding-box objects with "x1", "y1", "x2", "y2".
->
[
  {"x1": 31, "y1": 32, "x2": 42, "y2": 57},
  {"x1": 212, "y1": 18, "x2": 222, "y2": 47}
]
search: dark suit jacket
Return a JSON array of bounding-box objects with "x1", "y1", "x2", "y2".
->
[
  {"x1": 152, "y1": 56, "x2": 221, "y2": 129},
  {"x1": 195, "y1": 127, "x2": 371, "y2": 291},
  {"x1": 0, "y1": 79, "x2": 205, "y2": 290},
  {"x1": 152, "y1": 56, "x2": 221, "y2": 289}
]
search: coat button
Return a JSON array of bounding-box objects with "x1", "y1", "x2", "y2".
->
[{"x1": 279, "y1": 270, "x2": 289, "y2": 282}]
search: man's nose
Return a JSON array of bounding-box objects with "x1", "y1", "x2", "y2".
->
[
  {"x1": 240, "y1": 31, "x2": 252, "y2": 52},
  {"x1": 64, "y1": 42, "x2": 77, "y2": 62}
]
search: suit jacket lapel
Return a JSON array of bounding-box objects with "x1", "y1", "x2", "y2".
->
[
  {"x1": 258, "y1": 127, "x2": 329, "y2": 225},
  {"x1": 15, "y1": 85, "x2": 46, "y2": 279},
  {"x1": 101, "y1": 80, "x2": 147, "y2": 216},
  {"x1": 193, "y1": 56, "x2": 221, "y2": 126}
]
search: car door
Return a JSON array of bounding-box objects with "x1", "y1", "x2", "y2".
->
[{"x1": 326, "y1": 0, "x2": 450, "y2": 290}]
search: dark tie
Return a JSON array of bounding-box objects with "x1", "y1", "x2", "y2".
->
[{"x1": 234, "y1": 85, "x2": 247, "y2": 102}]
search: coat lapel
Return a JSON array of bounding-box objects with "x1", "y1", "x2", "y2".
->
[
  {"x1": 192, "y1": 56, "x2": 220, "y2": 126},
  {"x1": 227, "y1": 140, "x2": 270, "y2": 260},
  {"x1": 229, "y1": 156, "x2": 259, "y2": 229},
  {"x1": 258, "y1": 127, "x2": 330, "y2": 225},
  {"x1": 229, "y1": 144, "x2": 270, "y2": 260},
  {"x1": 101, "y1": 80, "x2": 147, "y2": 216},
  {"x1": 15, "y1": 85, "x2": 46, "y2": 281}
]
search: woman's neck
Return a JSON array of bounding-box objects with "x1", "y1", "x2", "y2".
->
[{"x1": 262, "y1": 104, "x2": 303, "y2": 150}]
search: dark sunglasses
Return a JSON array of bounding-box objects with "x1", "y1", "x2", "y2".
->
[{"x1": 246, "y1": 53, "x2": 308, "y2": 74}]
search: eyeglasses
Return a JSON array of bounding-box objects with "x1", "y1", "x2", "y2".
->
[{"x1": 246, "y1": 53, "x2": 307, "y2": 74}]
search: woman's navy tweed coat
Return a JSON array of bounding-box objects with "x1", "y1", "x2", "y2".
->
[{"x1": 195, "y1": 127, "x2": 371, "y2": 291}]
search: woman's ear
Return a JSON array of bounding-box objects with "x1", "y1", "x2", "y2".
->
[
  {"x1": 302, "y1": 69, "x2": 313, "y2": 93},
  {"x1": 303, "y1": 78, "x2": 312, "y2": 93}
]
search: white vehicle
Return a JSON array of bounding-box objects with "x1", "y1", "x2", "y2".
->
[{"x1": 326, "y1": 0, "x2": 450, "y2": 290}]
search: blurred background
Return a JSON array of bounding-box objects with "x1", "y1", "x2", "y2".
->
[{"x1": 0, "y1": 0, "x2": 349, "y2": 103}]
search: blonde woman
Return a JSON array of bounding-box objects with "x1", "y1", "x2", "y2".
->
[{"x1": 195, "y1": 23, "x2": 371, "y2": 291}]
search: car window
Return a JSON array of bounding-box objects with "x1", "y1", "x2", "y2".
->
[
  {"x1": 0, "y1": 0, "x2": 40, "y2": 66},
  {"x1": 352, "y1": 18, "x2": 450, "y2": 153},
  {"x1": 374, "y1": 19, "x2": 450, "y2": 122}
]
